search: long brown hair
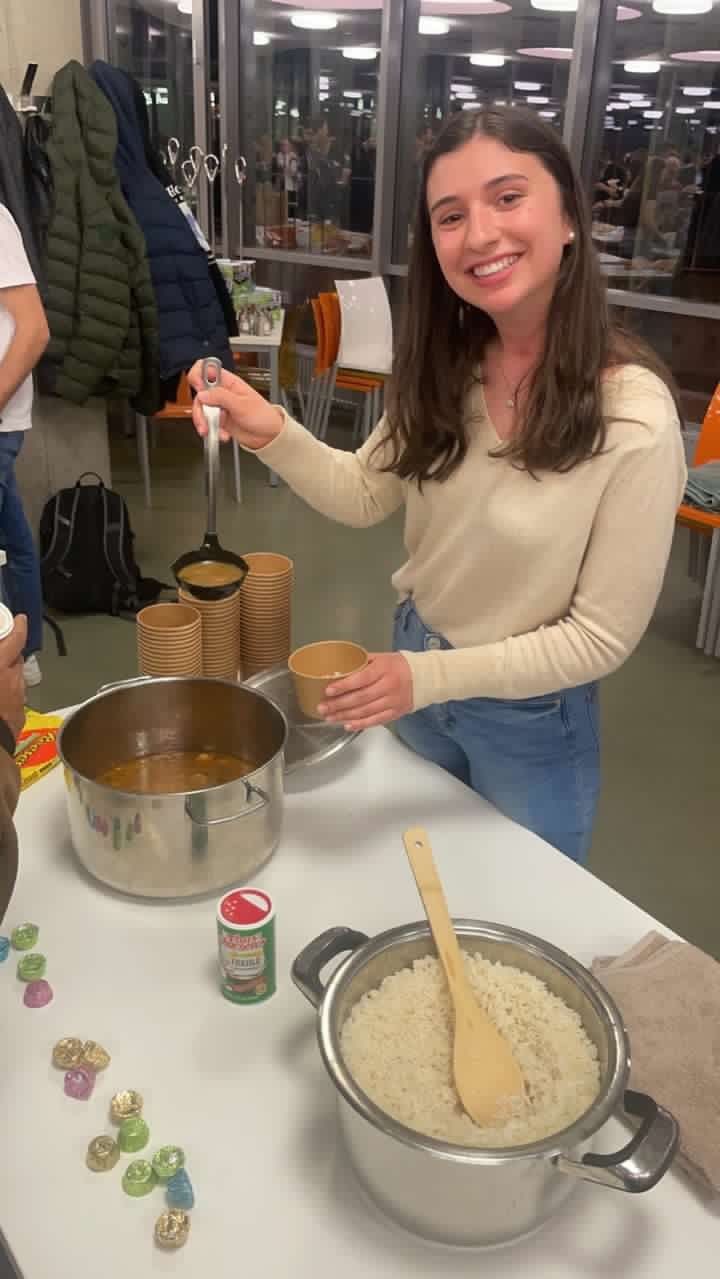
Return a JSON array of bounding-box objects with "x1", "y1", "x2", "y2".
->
[{"x1": 382, "y1": 107, "x2": 675, "y2": 482}]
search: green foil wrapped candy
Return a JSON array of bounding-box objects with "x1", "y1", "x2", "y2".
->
[
  {"x1": 122, "y1": 1160, "x2": 157, "y2": 1197},
  {"x1": 11, "y1": 923, "x2": 39, "y2": 951},
  {"x1": 152, "y1": 1146, "x2": 185, "y2": 1180},
  {"x1": 17, "y1": 953, "x2": 46, "y2": 982},
  {"x1": 118, "y1": 1116, "x2": 150, "y2": 1153}
]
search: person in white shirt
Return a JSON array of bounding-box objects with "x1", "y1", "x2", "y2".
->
[{"x1": 0, "y1": 204, "x2": 49, "y2": 687}]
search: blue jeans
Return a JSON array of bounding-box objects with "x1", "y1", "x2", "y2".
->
[
  {"x1": 393, "y1": 599, "x2": 600, "y2": 864},
  {"x1": 0, "y1": 432, "x2": 43, "y2": 656}
]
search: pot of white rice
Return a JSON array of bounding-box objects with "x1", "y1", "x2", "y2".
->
[{"x1": 292, "y1": 920, "x2": 678, "y2": 1247}]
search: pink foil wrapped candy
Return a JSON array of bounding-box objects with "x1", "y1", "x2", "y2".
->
[
  {"x1": 23, "y1": 979, "x2": 53, "y2": 1008},
  {"x1": 64, "y1": 1066, "x2": 95, "y2": 1100}
]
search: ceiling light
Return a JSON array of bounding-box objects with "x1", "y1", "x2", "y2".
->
[
  {"x1": 342, "y1": 46, "x2": 377, "y2": 59},
  {"x1": 703, "y1": 99, "x2": 720, "y2": 107},
  {"x1": 318, "y1": 91, "x2": 329, "y2": 101},
  {"x1": 644, "y1": 109, "x2": 663, "y2": 117},
  {"x1": 514, "y1": 81, "x2": 542, "y2": 90},
  {"x1": 653, "y1": 0, "x2": 711, "y2": 11},
  {"x1": 453, "y1": 88, "x2": 477, "y2": 98},
  {"x1": 624, "y1": 60, "x2": 661, "y2": 73},
  {"x1": 177, "y1": 0, "x2": 192, "y2": 12},
  {"x1": 253, "y1": 31, "x2": 271, "y2": 45},
  {"x1": 608, "y1": 101, "x2": 631, "y2": 109},
  {"x1": 517, "y1": 47, "x2": 573, "y2": 59},
  {"x1": 676, "y1": 105, "x2": 695, "y2": 112},
  {"x1": 343, "y1": 90, "x2": 363, "y2": 99},
  {"x1": 617, "y1": 5, "x2": 642, "y2": 17},
  {"x1": 619, "y1": 91, "x2": 645, "y2": 99},
  {"x1": 690, "y1": 116, "x2": 702, "y2": 121},
  {"x1": 531, "y1": 0, "x2": 577, "y2": 8},
  {"x1": 462, "y1": 101, "x2": 480, "y2": 110},
  {"x1": 683, "y1": 86, "x2": 711, "y2": 93},
  {"x1": 291, "y1": 11, "x2": 338, "y2": 30},
  {"x1": 539, "y1": 109, "x2": 558, "y2": 117},
  {"x1": 470, "y1": 53, "x2": 505, "y2": 66},
  {"x1": 527, "y1": 95, "x2": 549, "y2": 103},
  {"x1": 627, "y1": 117, "x2": 639, "y2": 123},
  {"x1": 630, "y1": 98, "x2": 652, "y2": 106},
  {"x1": 419, "y1": 16, "x2": 450, "y2": 33}
]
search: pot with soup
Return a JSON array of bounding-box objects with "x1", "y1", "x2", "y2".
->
[
  {"x1": 292, "y1": 922, "x2": 679, "y2": 1247},
  {"x1": 58, "y1": 676, "x2": 287, "y2": 898}
]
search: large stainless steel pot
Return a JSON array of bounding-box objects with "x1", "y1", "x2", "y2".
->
[
  {"x1": 58, "y1": 676, "x2": 287, "y2": 899},
  {"x1": 293, "y1": 921, "x2": 679, "y2": 1248}
]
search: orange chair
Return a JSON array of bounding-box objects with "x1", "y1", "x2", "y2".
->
[
  {"x1": 676, "y1": 383, "x2": 720, "y2": 653},
  {"x1": 135, "y1": 373, "x2": 242, "y2": 507}
]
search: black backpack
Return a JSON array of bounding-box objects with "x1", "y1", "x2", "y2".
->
[{"x1": 39, "y1": 473, "x2": 168, "y2": 615}]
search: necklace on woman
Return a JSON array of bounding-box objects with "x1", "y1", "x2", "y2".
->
[{"x1": 497, "y1": 363, "x2": 525, "y2": 410}]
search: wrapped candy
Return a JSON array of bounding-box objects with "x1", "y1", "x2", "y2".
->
[
  {"x1": 154, "y1": 1210, "x2": 190, "y2": 1249},
  {"x1": 11, "y1": 923, "x2": 39, "y2": 951},
  {"x1": 152, "y1": 1146, "x2": 185, "y2": 1181},
  {"x1": 17, "y1": 953, "x2": 46, "y2": 982},
  {"x1": 86, "y1": 1136, "x2": 120, "y2": 1172},
  {"x1": 53, "y1": 1037, "x2": 84, "y2": 1069},
  {"x1": 64, "y1": 1067, "x2": 95, "y2": 1100},
  {"x1": 23, "y1": 979, "x2": 53, "y2": 1008},
  {"x1": 110, "y1": 1090, "x2": 143, "y2": 1122},
  {"x1": 122, "y1": 1160, "x2": 157, "y2": 1197},
  {"x1": 118, "y1": 1116, "x2": 150, "y2": 1153},
  {"x1": 81, "y1": 1041, "x2": 111, "y2": 1072},
  {"x1": 166, "y1": 1168, "x2": 194, "y2": 1210}
]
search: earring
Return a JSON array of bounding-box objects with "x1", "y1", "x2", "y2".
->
[{"x1": 567, "y1": 230, "x2": 576, "y2": 243}]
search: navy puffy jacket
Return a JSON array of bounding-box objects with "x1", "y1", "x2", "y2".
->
[{"x1": 90, "y1": 60, "x2": 232, "y2": 380}]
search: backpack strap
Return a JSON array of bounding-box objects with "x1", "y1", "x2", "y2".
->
[
  {"x1": 40, "y1": 484, "x2": 81, "y2": 580},
  {"x1": 101, "y1": 488, "x2": 138, "y2": 614}
]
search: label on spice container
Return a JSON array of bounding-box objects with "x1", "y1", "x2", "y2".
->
[{"x1": 217, "y1": 888, "x2": 276, "y2": 1004}]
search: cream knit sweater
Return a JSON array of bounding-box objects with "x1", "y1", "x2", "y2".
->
[{"x1": 257, "y1": 365, "x2": 687, "y2": 711}]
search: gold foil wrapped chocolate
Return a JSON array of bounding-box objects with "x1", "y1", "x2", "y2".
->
[
  {"x1": 110, "y1": 1089, "x2": 144, "y2": 1122},
  {"x1": 86, "y1": 1135, "x2": 120, "y2": 1172},
  {"x1": 52, "y1": 1037, "x2": 84, "y2": 1069},
  {"x1": 155, "y1": 1210, "x2": 191, "y2": 1250},
  {"x1": 81, "y1": 1040, "x2": 111, "y2": 1072}
]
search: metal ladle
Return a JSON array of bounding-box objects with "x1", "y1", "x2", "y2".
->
[{"x1": 171, "y1": 358, "x2": 248, "y2": 601}]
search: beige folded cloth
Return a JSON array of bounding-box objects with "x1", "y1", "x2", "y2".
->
[{"x1": 592, "y1": 931, "x2": 720, "y2": 1195}]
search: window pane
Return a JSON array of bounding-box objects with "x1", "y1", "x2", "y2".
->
[
  {"x1": 108, "y1": 0, "x2": 195, "y2": 153},
  {"x1": 251, "y1": 3, "x2": 380, "y2": 257},
  {"x1": 610, "y1": 303, "x2": 720, "y2": 417},
  {"x1": 592, "y1": 5, "x2": 720, "y2": 306},
  {"x1": 393, "y1": 0, "x2": 577, "y2": 263}
]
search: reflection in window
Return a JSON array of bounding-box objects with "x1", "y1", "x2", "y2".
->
[
  {"x1": 252, "y1": 6, "x2": 381, "y2": 257},
  {"x1": 396, "y1": 0, "x2": 576, "y2": 260},
  {"x1": 591, "y1": 2, "x2": 720, "y2": 318},
  {"x1": 108, "y1": 0, "x2": 195, "y2": 156}
]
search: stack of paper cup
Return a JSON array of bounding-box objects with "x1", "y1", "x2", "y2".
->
[
  {"x1": 137, "y1": 602, "x2": 202, "y2": 677},
  {"x1": 239, "y1": 553, "x2": 294, "y2": 678},
  {"x1": 178, "y1": 587, "x2": 241, "y2": 680}
]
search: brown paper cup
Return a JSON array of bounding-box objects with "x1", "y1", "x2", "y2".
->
[
  {"x1": 239, "y1": 553, "x2": 293, "y2": 672},
  {"x1": 179, "y1": 587, "x2": 241, "y2": 680},
  {"x1": 137, "y1": 602, "x2": 202, "y2": 677},
  {"x1": 288, "y1": 641, "x2": 368, "y2": 720}
]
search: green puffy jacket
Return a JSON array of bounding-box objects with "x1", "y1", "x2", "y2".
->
[{"x1": 44, "y1": 61, "x2": 160, "y2": 411}]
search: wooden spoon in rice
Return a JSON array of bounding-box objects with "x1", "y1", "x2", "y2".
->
[{"x1": 403, "y1": 826, "x2": 525, "y2": 1126}]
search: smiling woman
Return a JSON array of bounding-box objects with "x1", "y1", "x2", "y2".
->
[{"x1": 188, "y1": 106, "x2": 686, "y2": 865}]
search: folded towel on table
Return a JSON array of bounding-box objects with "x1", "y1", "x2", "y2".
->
[
  {"x1": 684, "y1": 461, "x2": 720, "y2": 511},
  {"x1": 592, "y1": 931, "x2": 720, "y2": 1196}
]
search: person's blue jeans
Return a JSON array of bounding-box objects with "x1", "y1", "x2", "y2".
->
[
  {"x1": 392, "y1": 598, "x2": 600, "y2": 864},
  {"x1": 0, "y1": 432, "x2": 43, "y2": 656}
]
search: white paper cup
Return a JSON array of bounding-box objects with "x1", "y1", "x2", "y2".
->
[{"x1": 0, "y1": 604, "x2": 15, "y2": 641}]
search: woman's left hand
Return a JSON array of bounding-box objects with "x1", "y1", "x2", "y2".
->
[{"x1": 318, "y1": 653, "x2": 413, "y2": 731}]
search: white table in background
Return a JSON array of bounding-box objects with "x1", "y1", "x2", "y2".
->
[
  {"x1": 230, "y1": 318, "x2": 283, "y2": 487},
  {"x1": 1, "y1": 726, "x2": 717, "y2": 1279}
]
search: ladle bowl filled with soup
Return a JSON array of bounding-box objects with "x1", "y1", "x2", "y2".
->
[{"x1": 58, "y1": 676, "x2": 288, "y2": 898}]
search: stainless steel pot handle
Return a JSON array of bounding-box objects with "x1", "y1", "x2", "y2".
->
[
  {"x1": 291, "y1": 926, "x2": 369, "y2": 1009},
  {"x1": 184, "y1": 780, "x2": 270, "y2": 827},
  {"x1": 553, "y1": 1089, "x2": 679, "y2": 1193}
]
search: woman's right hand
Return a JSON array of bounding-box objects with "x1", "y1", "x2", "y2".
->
[{"x1": 187, "y1": 362, "x2": 285, "y2": 451}]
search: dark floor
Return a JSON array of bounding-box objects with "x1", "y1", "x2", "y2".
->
[{"x1": 28, "y1": 418, "x2": 720, "y2": 960}]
